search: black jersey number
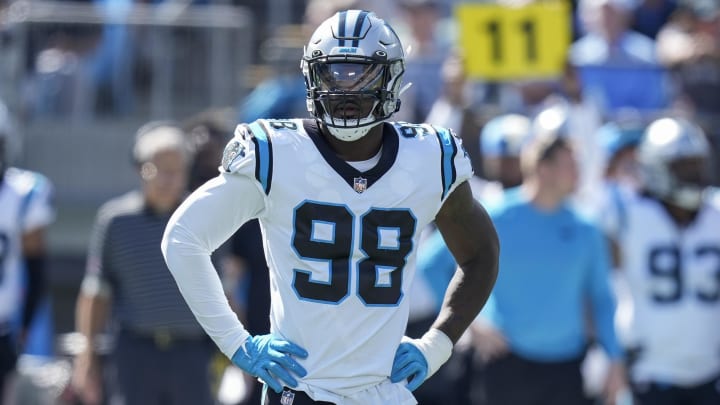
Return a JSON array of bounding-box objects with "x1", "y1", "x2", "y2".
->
[
  {"x1": 0, "y1": 233, "x2": 8, "y2": 284},
  {"x1": 648, "y1": 245, "x2": 720, "y2": 303},
  {"x1": 292, "y1": 201, "x2": 415, "y2": 306}
]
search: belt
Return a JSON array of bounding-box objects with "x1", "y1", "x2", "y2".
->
[{"x1": 121, "y1": 328, "x2": 207, "y2": 351}]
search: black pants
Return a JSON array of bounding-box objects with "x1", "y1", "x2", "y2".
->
[
  {"x1": 111, "y1": 330, "x2": 215, "y2": 405},
  {"x1": 265, "y1": 388, "x2": 335, "y2": 405},
  {"x1": 484, "y1": 352, "x2": 591, "y2": 405},
  {"x1": 633, "y1": 375, "x2": 720, "y2": 405},
  {"x1": 0, "y1": 334, "x2": 17, "y2": 400}
]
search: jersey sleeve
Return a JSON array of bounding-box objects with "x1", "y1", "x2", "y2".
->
[
  {"x1": 433, "y1": 125, "x2": 474, "y2": 202},
  {"x1": 20, "y1": 173, "x2": 55, "y2": 232},
  {"x1": 163, "y1": 138, "x2": 269, "y2": 358}
]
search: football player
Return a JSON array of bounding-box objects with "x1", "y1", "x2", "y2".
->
[
  {"x1": 0, "y1": 102, "x2": 55, "y2": 399},
  {"x1": 605, "y1": 117, "x2": 720, "y2": 405},
  {"x1": 162, "y1": 10, "x2": 499, "y2": 405}
]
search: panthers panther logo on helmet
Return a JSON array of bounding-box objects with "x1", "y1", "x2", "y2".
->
[{"x1": 301, "y1": 10, "x2": 406, "y2": 142}]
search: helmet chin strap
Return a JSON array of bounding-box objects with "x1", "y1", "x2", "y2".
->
[{"x1": 326, "y1": 120, "x2": 384, "y2": 142}]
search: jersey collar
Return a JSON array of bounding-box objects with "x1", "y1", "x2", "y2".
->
[{"x1": 303, "y1": 119, "x2": 399, "y2": 193}]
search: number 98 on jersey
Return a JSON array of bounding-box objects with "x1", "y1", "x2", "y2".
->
[{"x1": 456, "y1": 1, "x2": 571, "y2": 81}]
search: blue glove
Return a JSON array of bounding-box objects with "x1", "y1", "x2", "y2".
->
[
  {"x1": 231, "y1": 334, "x2": 308, "y2": 393},
  {"x1": 390, "y1": 342, "x2": 428, "y2": 391}
]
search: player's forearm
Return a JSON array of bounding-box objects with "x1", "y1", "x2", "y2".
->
[
  {"x1": 22, "y1": 255, "x2": 46, "y2": 330},
  {"x1": 432, "y1": 250, "x2": 498, "y2": 343},
  {"x1": 432, "y1": 187, "x2": 500, "y2": 344}
]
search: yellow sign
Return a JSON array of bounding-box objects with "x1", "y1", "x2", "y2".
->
[{"x1": 456, "y1": 1, "x2": 571, "y2": 80}]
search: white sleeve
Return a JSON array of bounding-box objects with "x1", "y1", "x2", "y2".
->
[
  {"x1": 161, "y1": 172, "x2": 266, "y2": 359},
  {"x1": 22, "y1": 174, "x2": 55, "y2": 232}
]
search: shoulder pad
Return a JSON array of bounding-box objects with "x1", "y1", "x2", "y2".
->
[
  {"x1": 221, "y1": 125, "x2": 252, "y2": 172},
  {"x1": 222, "y1": 121, "x2": 274, "y2": 195}
]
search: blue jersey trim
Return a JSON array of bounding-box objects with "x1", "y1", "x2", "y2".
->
[
  {"x1": 436, "y1": 128, "x2": 458, "y2": 200},
  {"x1": 248, "y1": 121, "x2": 273, "y2": 195}
]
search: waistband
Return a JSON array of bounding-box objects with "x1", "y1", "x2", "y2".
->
[{"x1": 119, "y1": 328, "x2": 209, "y2": 350}]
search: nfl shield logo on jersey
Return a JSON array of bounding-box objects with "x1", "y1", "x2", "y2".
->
[
  {"x1": 353, "y1": 177, "x2": 368, "y2": 193},
  {"x1": 280, "y1": 390, "x2": 295, "y2": 405}
]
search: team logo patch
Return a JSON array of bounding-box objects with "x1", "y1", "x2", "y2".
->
[
  {"x1": 280, "y1": 390, "x2": 295, "y2": 405},
  {"x1": 222, "y1": 140, "x2": 245, "y2": 171},
  {"x1": 353, "y1": 177, "x2": 368, "y2": 193}
]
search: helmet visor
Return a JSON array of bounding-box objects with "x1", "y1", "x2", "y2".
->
[{"x1": 314, "y1": 63, "x2": 385, "y2": 92}]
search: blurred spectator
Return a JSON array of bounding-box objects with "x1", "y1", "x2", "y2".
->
[
  {"x1": 471, "y1": 127, "x2": 627, "y2": 405},
  {"x1": 632, "y1": 0, "x2": 678, "y2": 39},
  {"x1": 181, "y1": 109, "x2": 234, "y2": 191},
  {"x1": 531, "y1": 99, "x2": 604, "y2": 213},
  {"x1": 0, "y1": 100, "x2": 55, "y2": 401},
  {"x1": 571, "y1": 0, "x2": 669, "y2": 116},
  {"x1": 477, "y1": 113, "x2": 532, "y2": 200},
  {"x1": 597, "y1": 119, "x2": 645, "y2": 192},
  {"x1": 590, "y1": 117, "x2": 645, "y2": 250},
  {"x1": 425, "y1": 51, "x2": 485, "y2": 176},
  {"x1": 656, "y1": 1, "x2": 720, "y2": 179},
  {"x1": 602, "y1": 117, "x2": 720, "y2": 405},
  {"x1": 393, "y1": 0, "x2": 449, "y2": 123},
  {"x1": 71, "y1": 122, "x2": 214, "y2": 405}
]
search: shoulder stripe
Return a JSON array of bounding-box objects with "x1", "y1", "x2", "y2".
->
[
  {"x1": 351, "y1": 11, "x2": 369, "y2": 47},
  {"x1": 435, "y1": 128, "x2": 458, "y2": 200},
  {"x1": 248, "y1": 121, "x2": 273, "y2": 195},
  {"x1": 338, "y1": 11, "x2": 347, "y2": 46}
]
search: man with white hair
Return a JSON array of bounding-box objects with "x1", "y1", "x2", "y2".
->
[{"x1": 71, "y1": 122, "x2": 215, "y2": 405}]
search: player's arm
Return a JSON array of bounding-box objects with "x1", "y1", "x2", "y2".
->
[
  {"x1": 432, "y1": 180, "x2": 499, "y2": 342},
  {"x1": 161, "y1": 173, "x2": 262, "y2": 355},
  {"x1": 20, "y1": 227, "x2": 47, "y2": 339},
  {"x1": 392, "y1": 181, "x2": 498, "y2": 390},
  {"x1": 162, "y1": 150, "x2": 308, "y2": 393},
  {"x1": 72, "y1": 282, "x2": 110, "y2": 405},
  {"x1": 19, "y1": 175, "x2": 55, "y2": 343},
  {"x1": 72, "y1": 206, "x2": 112, "y2": 405}
]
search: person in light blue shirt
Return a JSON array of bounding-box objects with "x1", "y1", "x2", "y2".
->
[{"x1": 469, "y1": 125, "x2": 628, "y2": 405}]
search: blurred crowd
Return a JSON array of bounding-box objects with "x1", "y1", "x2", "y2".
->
[{"x1": 1, "y1": 0, "x2": 720, "y2": 404}]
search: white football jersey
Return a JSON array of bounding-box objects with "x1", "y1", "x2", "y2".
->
[
  {"x1": 0, "y1": 168, "x2": 54, "y2": 322},
  {"x1": 224, "y1": 119, "x2": 472, "y2": 395},
  {"x1": 611, "y1": 192, "x2": 720, "y2": 386}
]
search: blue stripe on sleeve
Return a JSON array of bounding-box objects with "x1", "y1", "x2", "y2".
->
[
  {"x1": 248, "y1": 122, "x2": 272, "y2": 195},
  {"x1": 435, "y1": 128, "x2": 458, "y2": 200}
]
